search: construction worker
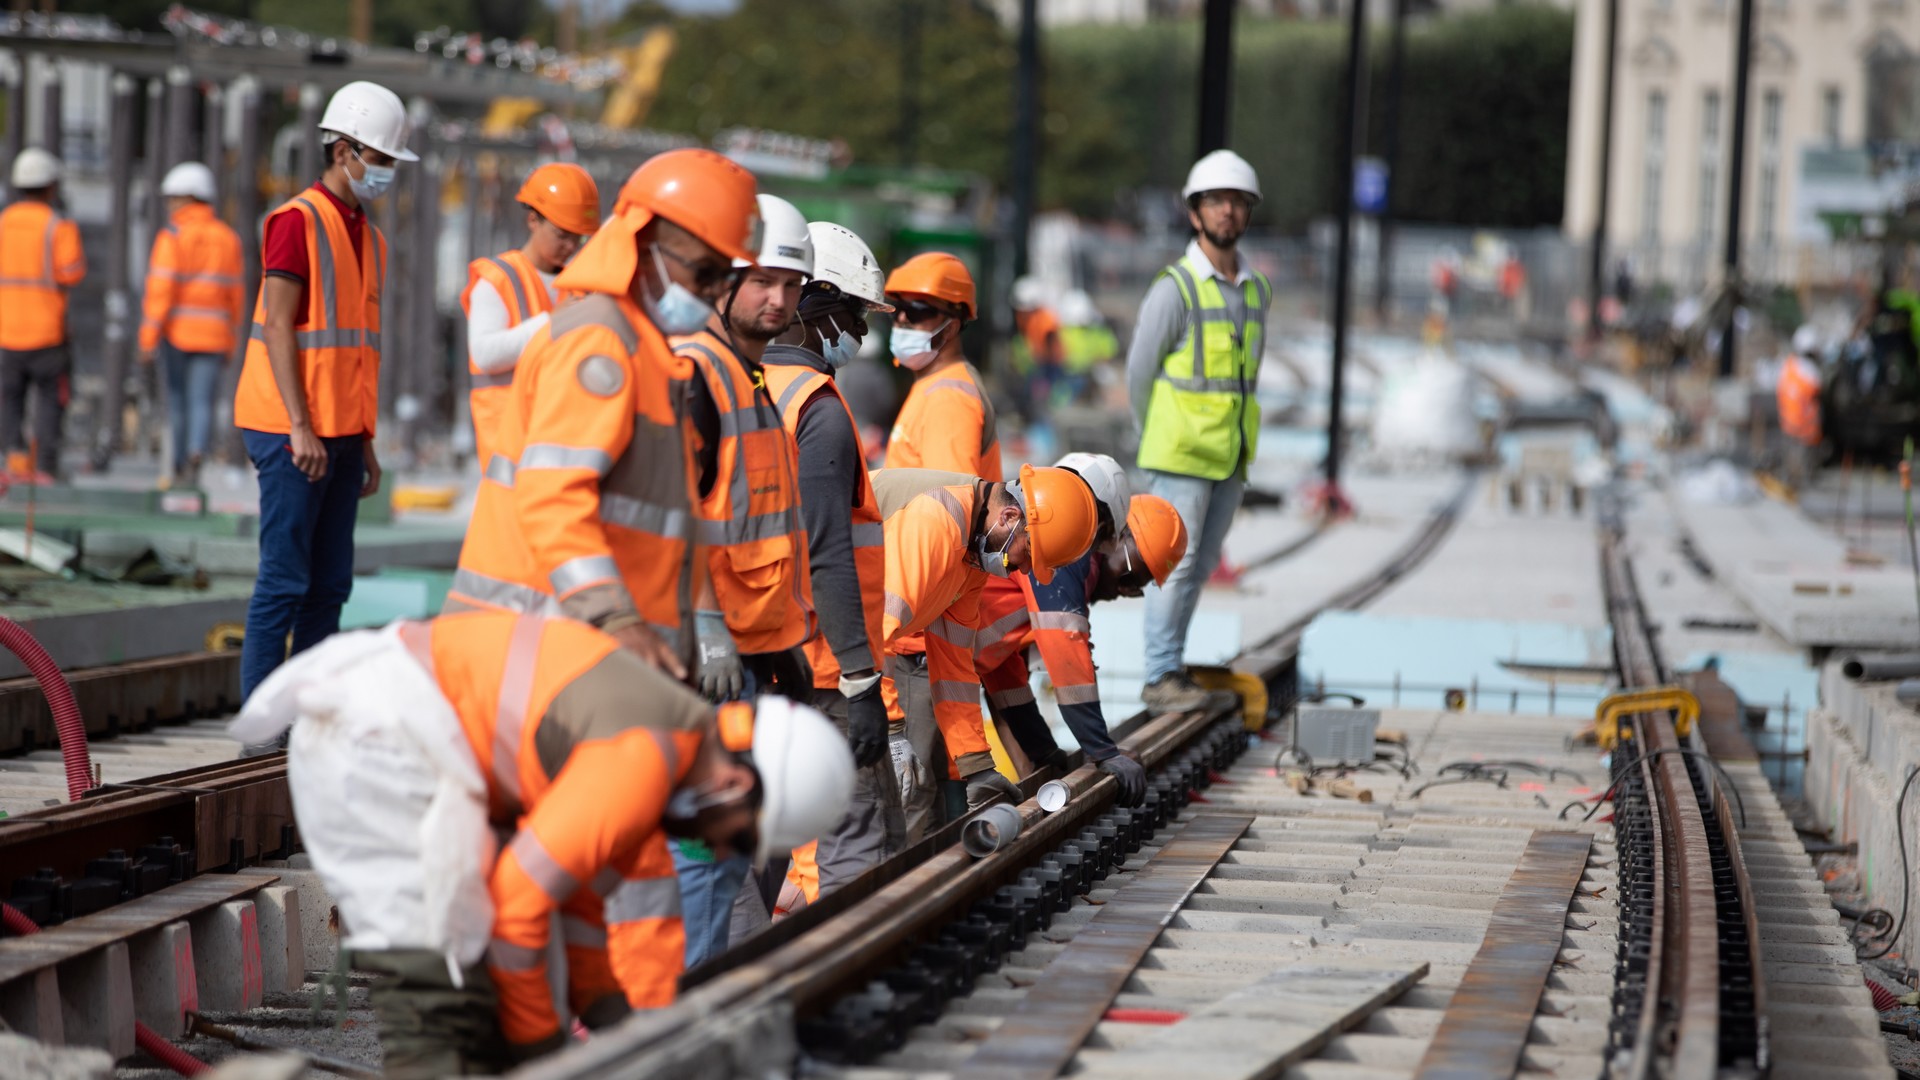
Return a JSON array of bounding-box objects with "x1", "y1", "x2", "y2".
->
[
  {"x1": 874, "y1": 464, "x2": 1097, "y2": 841},
  {"x1": 230, "y1": 610, "x2": 854, "y2": 1076},
  {"x1": 760, "y1": 221, "x2": 902, "y2": 918},
  {"x1": 882, "y1": 252, "x2": 1001, "y2": 480},
  {"x1": 0, "y1": 147, "x2": 85, "y2": 482},
  {"x1": 445, "y1": 149, "x2": 760, "y2": 683},
  {"x1": 1127, "y1": 149, "x2": 1271, "y2": 715},
  {"x1": 233, "y1": 81, "x2": 413, "y2": 727},
  {"x1": 140, "y1": 161, "x2": 245, "y2": 487},
  {"x1": 1010, "y1": 275, "x2": 1063, "y2": 422},
  {"x1": 667, "y1": 193, "x2": 817, "y2": 967},
  {"x1": 978, "y1": 476, "x2": 1190, "y2": 809},
  {"x1": 461, "y1": 162, "x2": 600, "y2": 468}
]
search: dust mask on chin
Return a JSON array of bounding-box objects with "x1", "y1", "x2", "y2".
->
[
  {"x1": 642, "y1": 243, "x2": 715, "y2": 335},
  {"x1": 820, "y1": 314, "x2": 860, "y2": 369},
  {"x1": 889, "y1": 319, "x2": 949, "y2": 370}
]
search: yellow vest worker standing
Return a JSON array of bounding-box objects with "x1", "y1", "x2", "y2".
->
[
  {"x1": 881, "y1": 252, "x2": 1000, "y2": 481},
  {"x1": 0, "y1": 148, "x2": 86, "y2": 482},
  {"x1": 140, "y1": 162, "x2": 244, "y2": 486},
  {"x1": 446, "y1": 149, "x2": 761, "y2": 688},
  {"x1": 232, "y1": 81, "x2": 412, "y2": 739},
  {"x1": 873, "y1": 464, "x2": 1096, "y2": 842},
  {"x1": 460, "y1": 163, "x2": 599, "y2": 467}
]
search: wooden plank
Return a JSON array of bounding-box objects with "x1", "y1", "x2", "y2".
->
[
  {"x1": 1413, "y1": 830, "x2": 1592, "y2": 1080},
  {"x1": 1098, "y1": 962, "x2": 1429, "y2": 1080},
  {"x1": 0, "y1": 872, "x2": 277, "y2": 984},
  {"x1": 953, "y1": 813, "x2": 1253, "y2": 1080}
]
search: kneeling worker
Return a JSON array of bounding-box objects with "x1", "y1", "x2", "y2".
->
[{"x1": 232, "y1": 611, "x2": 854, "y2": 1077}]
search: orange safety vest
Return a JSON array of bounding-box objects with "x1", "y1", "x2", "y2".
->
[
  {"x1": 139, "y1": 202, "x2": 245, "y2": 357},
  {"x1": 461, "y1": 249, "x2": 554, "y2": 467},
  {"x1": 0, "y1": 200, "x2": 86, "y2": 351},
  {"x1": 884, "y1": 359, "x2": 1002, "y2": 481},
  {"x1": 233, "y1": 191, "x2": 386, "y2": 437},
  {"x1": 763, "y1": 363, "x2": 885, "y2": 690},
  {"x1": 973, "y1": 571, "x2": 1098, "y2": 712},
  {"x1": 446, "y1": 292, "x2": 702, "y2": 666},
  {"x1": 395, "y1": 612, "x2": 701, "y2": 1047},
  {"x1": 673, "y1": 328, "x2": 815, "y2": 654},
  {"x1": 1778, "y1": 355, "x2": 1823, "y2": 448}
]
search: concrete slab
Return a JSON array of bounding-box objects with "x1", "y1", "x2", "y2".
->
[
  {"x1": 56, "y1": 941, "x2": 134, "y2": 1058},
  {"x1": 128, "y1": 921, "x2": 197, "y2": 1039},
  {"x1": 189, "y1": 899, "x2": 264, "y2": 1012},
  {"x1": 252, "y1": 885, "x2": 304, "y2": 995},
  {"x1": 0, "y1": 966, "x2": 62, "y2": 1044}
]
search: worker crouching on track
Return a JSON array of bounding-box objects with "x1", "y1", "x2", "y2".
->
[
  {"x1": 874, "y1": 465, "x2": 1097, "y2": 841},
  {"x1": 140, "y1": 162, "x2": 244, "y2": 488},
  {"x1": 881, "y1": 253, "x2": 1001, "y2": 480},
  {"x1": 230, "y1": 611, "x2": 855, "y2": 1078},
  {"x1": 759, "y1": 222, "x2": 903, "y2": 919},
  {"x1": 460, "y1": 162, "x2": 600, "y2": 468}
]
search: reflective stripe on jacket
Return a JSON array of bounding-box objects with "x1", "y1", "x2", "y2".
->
[
  {"x1": 462, "y1": 250, "x2": 553, "y2": 466},
  {"x1": 140, "y1": 202, "x2": 244, "y2": 356},
  {"x1": 1136, "y1": 251, "x2": 1270, "y2": 480},
  {"x1": 883, "y1": 359, "x2": 1002, "y2": 482},
  {"x1": 234, "y1": 193, "x2": 386, "y2": 436},
  {"x1": 974, "y1": 569, "x2": 1100, "y2": 711},
  {"x1": 673, "y1": 328, "x2": 815, "y2": 654},
  {"x1": 0, "y1": 201, "x2": 86, "y2": 351}
]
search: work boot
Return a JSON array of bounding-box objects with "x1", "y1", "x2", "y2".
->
[{"x1": 1141, "y1": 671, "x2": 1209, "y2": 715}]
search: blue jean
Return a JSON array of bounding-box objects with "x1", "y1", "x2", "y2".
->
[
  {"x1": 160, "y1": 344, "x2": 222, "y2": 471},
  {"x1": 1142, "y1": 469, "x2": 1245, "y2": 682},
  {"x1": 670, "y1": 840, "x2": 750, "y2": 969},
  {"x1": 240, "y1": 428, "x2": 365, "y2": 704}
]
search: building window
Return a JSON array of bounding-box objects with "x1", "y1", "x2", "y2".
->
[
  {"x1": 1758, "y1": 89, "x2": 1782, "y2": 245},
  {"x1": 1642, "y1": 90, "x2": 1667, "y2": 244},
  {"x1": 1822, "y1": 86, "x2": 1842, "y2": 145},
  {"x1": 1698, "y1": 90, "x2": 1721, "y2": 245}
]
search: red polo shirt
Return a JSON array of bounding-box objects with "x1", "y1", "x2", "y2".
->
[{"x1": 261, "y1": 180, "x2": 365, "y2": 327}]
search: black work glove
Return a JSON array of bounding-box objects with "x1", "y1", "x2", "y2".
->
[
  {"x1": 1096, "y1": 753, "x2": 1147, "y2": 807},
  {"x1": 749, "y1": 647, "x2": 815, "y2": 703},
  {"x1": 845, "y1": 681, "x2": 889, "y2": 769}
]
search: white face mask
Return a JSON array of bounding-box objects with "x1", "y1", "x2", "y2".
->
[
  {"x1": 348, "y1": 148, "x2": 396, "y2": 202},
  {"x1": 643, "y1": 243, "x2": 715, "y2": 335},
  {"x1": 820, "y1": 313, "x2": 860, "y2": 369},
  {"x1": 889, "y1": 319, "x2": 949, "y2": 370},
  {"x1": 974, "y1": 515, "x2": 1023, "y2": 578}
]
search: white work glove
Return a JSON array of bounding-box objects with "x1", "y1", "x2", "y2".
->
[{"x1": 693, "y1": 610, "x2": 744, "y2": 702}]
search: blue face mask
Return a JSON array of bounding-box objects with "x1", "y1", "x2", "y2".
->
[
  {"x1": 643, "y1": 243, "x2": 715, "y2": 335},
  {"x1": 820, "y1": 314, "x2": 860, "y2": 369},
  {"x1": 974, "y1": 516, "x2": 1023, "y2": 578},
  {"x1": 348, "y1": 148, "x2": 395, "y2": 202},
  {"x1": 888, "y1": 319, "x2": 949, "y2": 370}
]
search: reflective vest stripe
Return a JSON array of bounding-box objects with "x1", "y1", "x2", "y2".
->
[
  {"x1": 485, "y1": 255, "x2": 532, "y2": 320},
  {"x1": 490, "y1": 615, "x2": 545, "y2": 813}
]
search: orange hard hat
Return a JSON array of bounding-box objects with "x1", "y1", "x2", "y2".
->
[
  {"x1": 1126, "y1": 494, "x2": 1188, "y2": 587},
  {"x1": 885, "y1": 252, "x2": 977, "y2": 320},
  {"x1": 517, "y1": 162, "x2": 601, "y2": 237},
  {"x1": 557, "y1": 148, "x2": 761, "y2": 299},
  {"x1": 1015, "y1": 463, "x2": 1097, "y2": 586}
]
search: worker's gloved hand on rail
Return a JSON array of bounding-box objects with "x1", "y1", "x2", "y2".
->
[
  {"x1": 843, "y1": 675, "x2": 889, "y2": 769},
  {"x1": 964, "y1": 768, "x2": 1022, "y2": 811},
  {"x1": 693, "y1": 610, "x2": 744, "y2": 702},
  {"x1": 1095, "y1": 752, "x2": 1147, "y2": 807}
]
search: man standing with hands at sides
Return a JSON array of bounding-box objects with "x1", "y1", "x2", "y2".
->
[
  {"x1": 1127, "y1": 149, "x2": 1271, "y2": 716},
  {"x1": 0, "y1": 148, "x2": 85, "y2": 483},
  {"x1": 461, "y1": 163, "x2": 600, "y2": 468},
  {"x1": 881, "y1": 252, "x2": 1000, "y2": 481},
  {"x1": 233, "y1": 81, "x2": 412, "y2": 743}
]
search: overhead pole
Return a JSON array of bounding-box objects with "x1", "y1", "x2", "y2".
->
[
  {"x1": 219, "y1": 74, "x2": 261, "y2": 465},
  {"x1": 2, "y1": 61, "x2": 23, "y2": 199},
  {"x1": 897, "y1": 0, "x2": 920, "y2": 168},
  {"x1": 1011, "y1": 0, "x2": 1039, "y2": 281},
  {"x1": 1719, "y1": 0, "x2": 1755, "y2": 379},
  {"x1": 1197, "y1": 0, "x2": 1234, "y2": 156},
  {"x1": 1373, "y1": 0, "x2": 1409, "y2": 322},
  {"x1": 34, "y1": 53, "x2": 59, "y2": 155},
  {"x1": 91, "y1": 73, "x2": 138, "y2": 471},
  {"x1": 201, "y1": 82, "x2": 224, "y2": 210},
  {"x1": 1587, "y1": 0, "x2": 1618, "y2": 342},
  {"x1": 1323, "y1": 0, "x2": 1368, "y2": 515}
]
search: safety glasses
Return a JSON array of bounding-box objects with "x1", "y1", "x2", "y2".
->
[
  {"x1": 658, "y1": 243, "x2": 740, "y2": 291},
  {"x1": 893, "y1": 299, "x2": 953, "y2": 326}
]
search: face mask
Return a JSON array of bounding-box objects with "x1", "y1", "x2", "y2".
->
[
  {"x1": 974, "y1": 516, "x2": 1022, "y2": 579},
  {"x1": 663, "y1": 778, "x2": 741, "y2": 835},
  {"x1": 820, "y1": 314, "x2": 860, "y2": 369},
  {"x1": 348, "y1": 148, "x2": 395, "y2": 202},
  {"x1": 889, "y1": 319, "x2": 949, "y2": 370},
  {"x1": 643, "y1": 243, "x2": 715, "y2": 335}
]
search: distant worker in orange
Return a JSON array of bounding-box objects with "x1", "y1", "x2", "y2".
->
[
  {"x1": 882, "y1": 253, "x2": 1001, "y2": 480},
  {"x1": 461, "y1": 162, "x2": 600, "y2": 468},
  {"x1": 874, "y1": 464, "x2": 1097, "y2": 840},
  {"x1": 0, "y1": 147, "x2": 86, "y2": 482},
  {"x1": 1010, "y1": 275, "x2": 1064, "y2": 422},
  {"x1": 445, "y1": 149, "x2": 761, "y2": 687},
  {"x1": 232, "y1": 610, "x2": 854, "y2": 1076},
  {"x1": 140, "y1": 162, "x2": 245, "y2": 487}
]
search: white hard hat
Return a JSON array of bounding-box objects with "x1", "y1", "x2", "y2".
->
[
  {"x1": 1791, "y1": 324, "x2": 1819, "y2": 356},
  {"x1": 10, "y1": 148, "x2": 61, "y2": 190},
  {"x1": 737, "y1": 193, "x2": 813, "y2": 275},
  {"x1": 806, "y1": 221, "x2": 893, "y2": 312},
  {"x1": 318, "y1": 81, "x2": 419, "y2": 163},
  {"x1": 1181, "y1": 148, "x2": 1261, "y2": 205},
  {"x1": 750, "y1": 695, "x2": 856, "y2": 863},
  {"x1": 160, "y1": 162, "x2": 217, "y2": 202},
  {"x1": 1054, "y1": 451, "x2": 1132, "y2": 541},
  {"x1": 1011, "y1": 275, "x2": 1048, "y2": 311},
  {"x1": 1060, "y1": 289, "x2": 1100, "y2": 326}
]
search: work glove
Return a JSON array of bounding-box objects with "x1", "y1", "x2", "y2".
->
[
  {"x1": 763, "y1": 646, "x2": 814, "y2": 703},
  {"x1": 964, "y1": 768, "x2": 1022, "y2": 811},
  {"x1": 844, "y1": 681, "x2": 889, "y2": 769},
  {"x1": 1096, "y1": 752, "x2": 1147, "y2": 807},
  {"x1": 693, "y1": 610, "x2": 744, "y2": 702},
  {"x1": 891, "y1": 732, "x2": 932, "y2": 812}
]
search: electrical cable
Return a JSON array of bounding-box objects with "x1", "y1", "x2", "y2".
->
[{"x1": 1858, "y1": 767, "x2": 1920, "y2": 961}]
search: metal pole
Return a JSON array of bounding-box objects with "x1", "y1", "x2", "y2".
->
[
  {"x1": 1719, "y1": 0, "x2": 1755, "y2": 379},
  {"x1": 1373, "y1": 0, "x2": 1409, "y2": 322},
  {"x1": 378, "y1": 153, "x2": 404, "y2": 435},
  {"x1": 1587, "y1": 0, "x2": 1618, "y2": 342},
  {"x1": 897, "y1": 0, "x2": 919, "y2": 167},
  {"x1": 1324, "y1": 0, "x2": 1368, "y2": 507},
  {"x1": 34, "y1": 53, "x2": 59, "y2": 154},
  {"x1": 91, "y1": 72, "x2": 138, "y2": 470},
  {"x1": 143, "y1": 78, "x2": 165, "y2": 231},
  {"x1": 406, "y1": 98, "x2": 436, "y2": 457},
  {"x1": 296, "y1": 83, "x2": 323, "y2": 183},
  {"x1": 201, "y1": 82, "x2": 224, "y2": 211},
  {"x1": 1197, "y1": 0, "x2": 1234, "y2": 157},
  {"x1": 165, "y1": 65, "x2": 194, "y2": 170},
  {"x1": 220, "y1": 75, "x2": 261, "y2": 464},
  {"x1": 1, "y1": 57, "x2": 22, "y2": 199},
  {"x1": 1011, "y1": 0, "x2": 1039, "y2": 280}
]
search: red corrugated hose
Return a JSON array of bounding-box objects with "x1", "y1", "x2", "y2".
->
[{"x1": 0, "y1": 616, "x2": 209, "y2": 1075}]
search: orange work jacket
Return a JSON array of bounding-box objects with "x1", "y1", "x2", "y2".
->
[
  {"x1": 974, "y1": 570, "x2": 1098, "y2": 712},
  {"x1": 0, "y1": 200, "x2": 86, "y2": 351},
  {"x1": 673, "y1": 327, "x2": 815, "y2": 654},
  {"x1": 461, "y1": 249, "x2": 554, "y2": 467},
  {"x1": 395, "y1": 612, "x2": 706, "y2": 1048},
  {"x1": 140, "y1": 201, "x2": 245, "y2": 356},
  {"x1": 763, "y1": 362, "x2": 884, "y2": 690},
  {"x1": 233, "y1": 191, "x2": 386, "y2": 437},
  {"x1": 884, "y1": 359, "x2": 1002, "y2": 481},
  {"x1": 446, "y1": 292, "x2": 702, "y2": 668},
  {"x1": 1778, "y1": 355, "x2": 1823, "y2": 448}
]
